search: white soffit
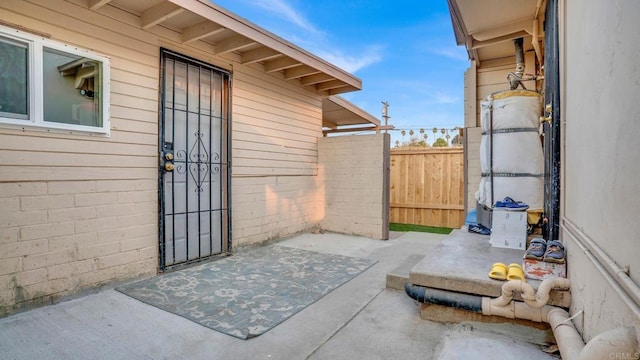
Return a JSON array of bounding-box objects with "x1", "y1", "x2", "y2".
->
[
  {"x1": 448, "y1": 0, "x2": 543, "y2": 61},
  {"x1": 322, "y1": 95, "x2": 380, "y2": 130},
  {"x1": 87, "y1": 0, "x2": 362, "y2": 95}
]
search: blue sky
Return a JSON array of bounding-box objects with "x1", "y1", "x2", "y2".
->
[{"x1": 212, "y1": 0, "x2": 470, "y2": 144}]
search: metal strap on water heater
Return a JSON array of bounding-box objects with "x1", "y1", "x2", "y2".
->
[
  {"x1": 482, "y1": 127, "x2": 539, "y2": 135},
  {"x1": 481, "y1": 172, "x2": 543, "y2": 178}
]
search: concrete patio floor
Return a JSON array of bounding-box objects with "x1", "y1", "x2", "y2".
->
[{"x1": 0, "y1": 231, "x2": 558, "y2": 360}]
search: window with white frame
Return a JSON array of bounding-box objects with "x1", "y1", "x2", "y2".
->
[{"x1": 0, "y1": 25, "x2": 110, "y2": 135}]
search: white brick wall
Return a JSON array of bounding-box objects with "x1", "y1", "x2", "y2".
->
[
  {"x1": 465, "y1": 127, "x2": 482, "y2": 211},
  {"x1": 0, "y1": 0, "x2": 379, "y2": 317},
  {"x1": 318, "y1": 134, "x2": 389, "y2": 240},
  {"x1": 0, "y1": 180, "x2": 158, "y2": 315},
  {"x1": 232, "y1": 175, "x2": 321, "y2": 246}
]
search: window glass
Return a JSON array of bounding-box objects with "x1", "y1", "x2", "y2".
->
[
  {"x1": 173, "y1": 61, "x2": 187, "y2": 111},
  {"x1": 43, "y1": 47, "x2": 101, "y2": 127},
  {"x1": 0, "y1": 36, "x2": 29, "y2": 119},
  {"x1": 0, "y1": 26, "x2": 109, "y2": 134}
]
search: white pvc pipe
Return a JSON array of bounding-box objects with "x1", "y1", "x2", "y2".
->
[
  {"x1": 545, "y1": 307, "x2": 584, "y2": 360},
  {"x1": 564, "y1": 218, "x2": 640, "y2": 318},
  {"x1": 530, "y1": 278, "x2": 571, "y2": 308},
  {"x1": 482, "y1": 279, "x2": 639, "y2": 360},
  {"x1": 579, "y1": 327, "x2": 639, "y2": 360},
  {"x1": 490, "y1": 278, "x2": 570, "y2": 309}
]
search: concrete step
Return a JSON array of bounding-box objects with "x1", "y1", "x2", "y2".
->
[
  {"x1": 409, "y1": 228, "x2": 571, "y2": 308},
  {"x1": 385, "y1": 254, "x2": 426, "y2": 291}
]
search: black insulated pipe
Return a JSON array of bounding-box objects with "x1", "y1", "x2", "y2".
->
[
  {"x1": 514, "y1": 37, "x2": 525, "y2": 73},
  {"x1": 404, "y1": 283, "x2": 483, "y2": 313},
  {"x1": 509, "y1": 37, "x2": 525, "y2": 89}
]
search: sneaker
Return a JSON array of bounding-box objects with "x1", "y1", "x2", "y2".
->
[
  {"x1": 494, "y1": 196, "x2": 529, "y2": 211},
  {"x1": 525, "y1": 238, "x2": 546, "y2": 260},
  {"x1": 468, "y1": 223, "x2": 491, "y2": 235},
  {"x1": 543, "y1": 240, "x2": 565, "y2": 264}
]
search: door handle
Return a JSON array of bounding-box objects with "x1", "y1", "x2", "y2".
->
[{"x1": 540, "y1": 103, "x2": 552, "y2": 124}]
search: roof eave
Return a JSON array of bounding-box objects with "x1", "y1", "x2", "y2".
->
[
  {"x1": 446, "y1": 0, "x2": 474, "y2": 60},
  {"x1": 169, "y1": 0, "x2": 362, "y2": 91}
]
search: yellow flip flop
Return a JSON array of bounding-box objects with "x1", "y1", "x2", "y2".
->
[
  {"x1": 488, "y1": 262, "x2": 508, "y2": 280},
  {"x1": 507, "y1": 263, "x2": 525, "y2": 281}
]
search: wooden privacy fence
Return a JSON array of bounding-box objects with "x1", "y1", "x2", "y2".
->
[{"x1": 390, "y1": 148, "x2": 465, "y2": 228}]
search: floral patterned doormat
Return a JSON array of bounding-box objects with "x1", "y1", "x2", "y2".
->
[{"x1": 116, "y1": 245, "x2": 377, "y2": 339}]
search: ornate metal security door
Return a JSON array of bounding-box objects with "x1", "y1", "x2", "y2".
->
[{"x1": 159, "y1": 49, "x2": 230, "y2": 270}]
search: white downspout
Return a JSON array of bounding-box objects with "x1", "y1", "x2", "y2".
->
[{"x1": 544, "y1": 307, "x2": 585, "y2": 360}]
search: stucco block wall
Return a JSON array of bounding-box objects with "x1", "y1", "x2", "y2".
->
[
  {"x1": 0, "y1": 0, "x2": 328, "y2": 314},
  {"x1": 318, "y1": 134, "x2": 389, "y2": 240},
  {"x1": 464, "y1": 127, "x2": 482, "y2": 211},
  {"x1": 561, "y1": 0, "x2": 640, "y2": 340},
  {"x1": 0, "y1": 0, "x2": 163, "y2": 314},
  {"x1": 0, "y1": 180, "x2": 157, "y2": 315},
  {"x1": 230, "y1": 58, "x2": 324, "y2": 247},
  {"x1": 232, "y1": 175, "x2": 322, "y2": 246}
]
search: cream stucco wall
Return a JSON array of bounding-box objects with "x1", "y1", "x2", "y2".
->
[
  {"x1": 0, "y1": 0, "x2": 163, "y2": 315},
  {"x1": 318, "y1": 134, "x2": 390, "y2": 240},
  {"x1": 230, "y1": 57, "x2": 325, "y2": 246},
  {"x1": 561, "y1": 0, "x2": 640, "y2": 341},
  {"x1": 0, "y1": 0, "x2": 352, "y2": 315},
  {"x1": 464, "y1": 127, "x2": 482, "y2": 211}
]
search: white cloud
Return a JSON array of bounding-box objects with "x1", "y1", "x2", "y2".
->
[
  {"x1": 249, "y1": 0, "x2": 320, "y2": 34},
  {"x1": 232, "y1": 0, "x2": 382, "y2": 73},
  {"x1": 430, "y1": 46, "x2": 469, "y2": 62},
  {"x1": 432, "y1": 92, "x2": 459, "y2": 104},
  {"x1": 315, "y1": 46, "x2": 383, "y2": 73}
]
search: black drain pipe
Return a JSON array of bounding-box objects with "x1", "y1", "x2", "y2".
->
[
  {"x1": 404, "y1": 283, "x2": 483, "y2": 313},
  {"x1": 509, "y1": 37, "x2": 525, "y2": 90}
]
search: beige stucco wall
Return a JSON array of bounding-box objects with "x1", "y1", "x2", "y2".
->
[
  {"x1": 0, "y1": 0, "x2": 163, "y2": 315},
  {"x1": 232, "y1": 175, "x2": 323, "y2": 245},
  {"x1": 463, "y1": 127, "x2": 482, "y2": 211},
  {"x1": 561, "y1": 0, "x2": 640, "y2": 341},
  {"x1": 318, "y1": 134, "x2": 389, "y2": 240},
  {"x1": 0, "y1": 0, "x2": 330, "y2": 314},
  {"x1": 230, "y1": 54, "x2": 325, "y2": 246}
]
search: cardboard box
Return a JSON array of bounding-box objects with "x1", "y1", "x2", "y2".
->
[
  {"x1": 490, "y1": 209, "x2": 527, "y2": 249},
  {"x1": 523, "y1": 258, "x2": 567, "y2": 280}
]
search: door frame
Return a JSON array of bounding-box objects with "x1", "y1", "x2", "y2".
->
[
  {"x1": 158, "y1": 48, "x2": 232, "y2": 271},
  {"x1": 543, "y1": 0, "x2": 561, "y2": 241}
]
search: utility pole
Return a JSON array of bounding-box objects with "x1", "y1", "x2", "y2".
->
[{"x1": 381, "y1": 101, "x2": 390, "y2": 134}]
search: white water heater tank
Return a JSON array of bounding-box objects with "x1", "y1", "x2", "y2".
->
[{"x1": 477, "y1": 90, "x2": 544, "y2": 210}]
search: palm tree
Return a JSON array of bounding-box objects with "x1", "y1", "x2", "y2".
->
[
  {"x1": 401, "y1": 130, "x2": 406, "y2": 142},
  {"x1": 395, "y1": 140, "x2": 400, "y2": 148}
]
